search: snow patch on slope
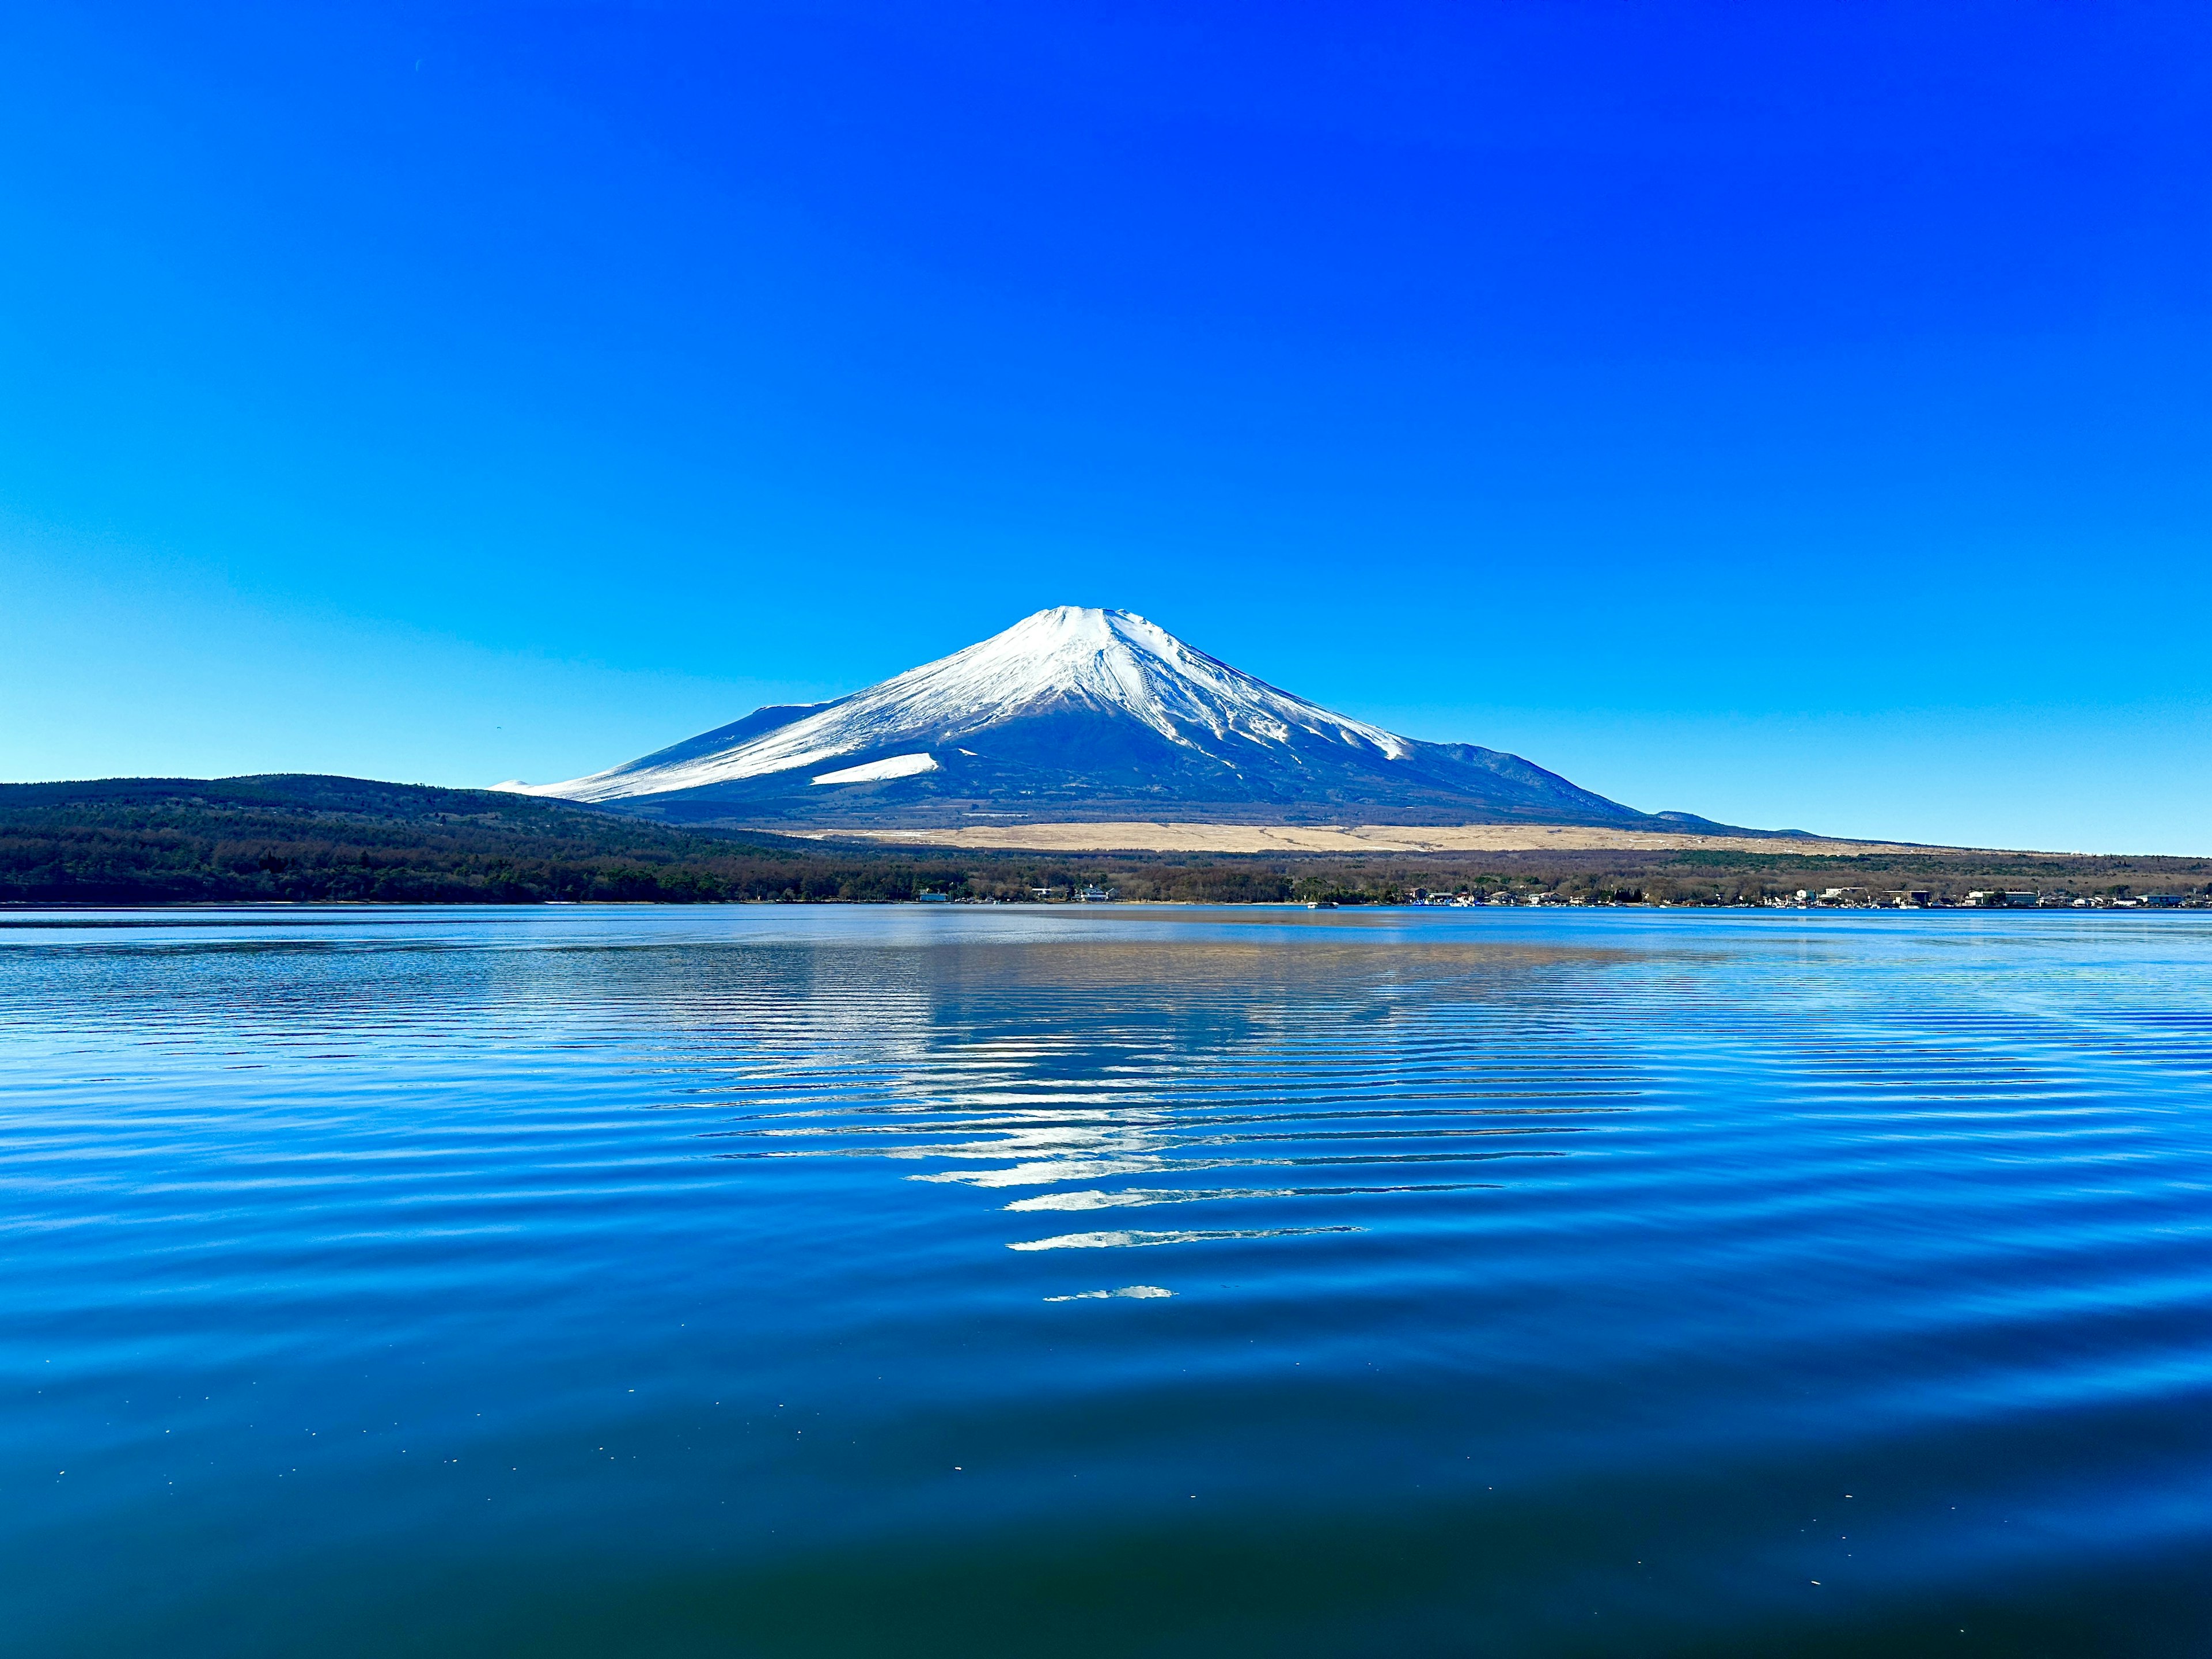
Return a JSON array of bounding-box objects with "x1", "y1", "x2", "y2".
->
[{"x1": 812, "y1": 752, "x2": 939, "y2": 786}]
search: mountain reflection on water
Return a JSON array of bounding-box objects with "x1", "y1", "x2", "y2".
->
[
  {"x1": 3, "y1": 904, "x2": 2210, "y2": 1657},
  {"x1": 692, "y1": 933, "x2": 1632, "y2": 1268}
]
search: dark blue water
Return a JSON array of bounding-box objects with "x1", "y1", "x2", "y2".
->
[{"x1": 5, "y1": 905, "x2": 2210, "y2": 1656}]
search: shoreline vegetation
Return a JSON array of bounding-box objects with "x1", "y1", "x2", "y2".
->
[{"x1": 5, "y1": 775, "x2": 2208, "y2": 910}]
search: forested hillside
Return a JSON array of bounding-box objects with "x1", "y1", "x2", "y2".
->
[
  {"x1": 0, "y1": 775, "x2": 1294, "y2": 904},
  {"x1": 0, "y1": 775, "x2": 940, "y2": 903}
]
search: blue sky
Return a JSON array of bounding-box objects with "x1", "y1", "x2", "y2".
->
[{"x1": 3, "y1": 2, "x2": 2208, "y2": 851}]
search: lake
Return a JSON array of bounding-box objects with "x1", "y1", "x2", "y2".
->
[{"x1": 4, "y1": 904, "x2": 2209, "y2": 1656}]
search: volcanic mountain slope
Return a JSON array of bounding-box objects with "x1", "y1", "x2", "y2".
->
[{"x1": 503, "y1": 607, "x2": 1768, "y2": 833}]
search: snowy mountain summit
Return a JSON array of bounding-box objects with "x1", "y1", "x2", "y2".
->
[{"x1": 507, "y1": 607, "x2": 1718, "y2": 831}]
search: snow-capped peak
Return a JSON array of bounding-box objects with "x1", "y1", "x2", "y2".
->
[{"x1": 512, "y1": 607, "x2": 1412, "y2": 803}]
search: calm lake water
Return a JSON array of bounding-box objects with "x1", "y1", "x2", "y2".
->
[{"x1": 5, "y1": 904, "x2": 2210, "y2": 1656}]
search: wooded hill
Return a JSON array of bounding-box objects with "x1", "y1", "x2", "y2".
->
[
  {"x1": 2, "y1": 775, "x2": 2205, "y2": 907},
  {"x1": 0, "y1": 775, "x2": 1295, "y2": 905}
]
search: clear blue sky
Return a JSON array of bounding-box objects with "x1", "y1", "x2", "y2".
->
[{"x1": 3, "y1": 3, "x2": 2207, "y2": 851}]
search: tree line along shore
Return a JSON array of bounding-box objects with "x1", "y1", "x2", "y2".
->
[{"x1": 3, "y1": 775, "x2": 2206, "y2": 909}]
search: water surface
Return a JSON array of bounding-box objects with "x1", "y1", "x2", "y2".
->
[{"x1": 5, "y1": 905, "x2": 2210, "y2": 1655}]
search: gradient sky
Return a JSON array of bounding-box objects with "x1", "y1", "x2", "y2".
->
[{"x1": 4, "y1": 2, "x2": 2209, "y2": 851}]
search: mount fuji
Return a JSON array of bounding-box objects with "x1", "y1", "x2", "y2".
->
[{"x1": 502, "y1": 607, "x2": 1754, "y2": 834}]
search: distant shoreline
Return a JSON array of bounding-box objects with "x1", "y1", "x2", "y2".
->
[{"x1": 5, "y1": 777, "x2": 2203, "y2": 909}]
